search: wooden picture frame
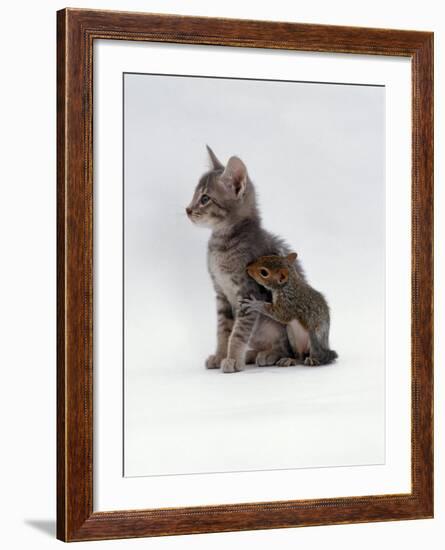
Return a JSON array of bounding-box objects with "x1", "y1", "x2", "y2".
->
[{"x1": 57, "y1": 8, "x2": 433, "y2": 542}]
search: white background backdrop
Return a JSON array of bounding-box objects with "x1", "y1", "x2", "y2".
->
[
  {"x1": 95, "y1": 42, "x2": 410, "y2": 510},
  {"x1": 124, "y1": 73, "x2": 386, "y2": 477},
  {"x1": 0, "y1": 0, "x2": 442, "y2": 548}
]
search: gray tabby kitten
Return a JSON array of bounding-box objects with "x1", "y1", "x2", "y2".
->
[{"x1": 186, "y1": 146, "x2": 306, "y2": 373}]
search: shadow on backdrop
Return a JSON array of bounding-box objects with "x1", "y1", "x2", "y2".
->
[{"x1": 24, "y1": 519, "x2": 56, "y2": 538}]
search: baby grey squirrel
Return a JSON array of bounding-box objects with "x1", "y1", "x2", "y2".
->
[{"x1": 240, "y1": 253, "x2": 338, "y2": 366}]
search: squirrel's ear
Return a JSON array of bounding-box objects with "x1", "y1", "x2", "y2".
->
[
  {"x1": 221, "y1": 156, "x2": 248, "y2": 199},
  {"x1": 206, "y1": 145, "x2": 224, "y2": 170},
  {"x1": 286, "y1": 252, "x2": 298, "y2": 265}
]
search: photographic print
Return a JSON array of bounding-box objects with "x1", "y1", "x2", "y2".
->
[
  {"x1": 123, "y1": 73, "x2": 385, "y2": 477},
  {"x1": 57, "y1": 9, "x2": 433, "y2": 540}
]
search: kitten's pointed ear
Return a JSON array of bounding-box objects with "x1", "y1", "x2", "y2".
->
[
  {"x1": 286, "y1": 252, "x2": 298, "y2": 265},
  {"x1": 221, "y1": 156, "x2": 248, "y2": 199},
  {"x1": 206, "y1": 145, "x2": 224, "y2": 170}
]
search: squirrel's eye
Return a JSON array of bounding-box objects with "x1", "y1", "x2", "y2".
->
[
  {"x1": 260, "y1": 268, "x2": 269, "y2": 278},
  {"x1": 200, "y1": 194, "x2": 210, "y2": 205}
]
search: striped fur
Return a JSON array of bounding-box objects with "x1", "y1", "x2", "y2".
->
[{"x1": 186, "y1": 147, "x2": 305, "y2": 373}]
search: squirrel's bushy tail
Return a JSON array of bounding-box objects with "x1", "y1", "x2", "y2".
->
[{"x1": 320, "y1": 348, "x2": 338, "y2": 365}]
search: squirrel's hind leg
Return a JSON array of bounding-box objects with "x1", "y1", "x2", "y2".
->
[
  {"x1": 306, "y1": 325, "x2": 338, "y2": 366},
  {"x1": 286, "y1": 320, "x2": 309, "y2": 362}
]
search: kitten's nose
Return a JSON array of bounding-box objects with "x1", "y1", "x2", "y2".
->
[{"x1": 186, "y1": 207, "x2": 192, "y2": 215}]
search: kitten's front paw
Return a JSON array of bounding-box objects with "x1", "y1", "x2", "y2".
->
[
  {"x1": 205, "y1": 354, "x2": 223, "y2": 369},
  {"x1": 221, "y1": 358, "x2": 244, "y2": 373},
  {"x1": 239, "y1": 296, "x2": 263, "y2": 315}
]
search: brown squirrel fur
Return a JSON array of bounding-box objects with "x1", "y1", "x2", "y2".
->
[{"x1": 241, "y1": 253, "x2": 337, "y2": 366}]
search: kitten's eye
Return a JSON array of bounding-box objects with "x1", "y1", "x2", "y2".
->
[
  {"x1": 259, "y1": 268, "x2": 270, "y2": 278},
  {"x1": 200, "y1": 194, "x2": 210, "y2": 205}
]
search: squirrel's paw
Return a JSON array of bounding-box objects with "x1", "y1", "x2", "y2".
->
[
  {"x1": 239, "y1": 296, "x2": 263, "y2": 314},
  {"x1": 276, "y1": 357, "x2": 298, "y2": 367},
  {"x1": 304, "y1": 356, "x2": 321, "y2": 367},
  {"x1": 205, "y1": 354, "x2": 223, "y2": 369},
  {"x1": 221, "y1": 357, "x2": 244, "y2": 373}
]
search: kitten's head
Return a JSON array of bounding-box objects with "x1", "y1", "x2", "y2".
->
[{"x1": 186, "y1": 146, "x2": 257, "y2": 230}]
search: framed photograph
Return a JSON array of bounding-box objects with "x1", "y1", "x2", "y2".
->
[{"x1": 57, "y1": 8, "x2": 433, "y2": 542}]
